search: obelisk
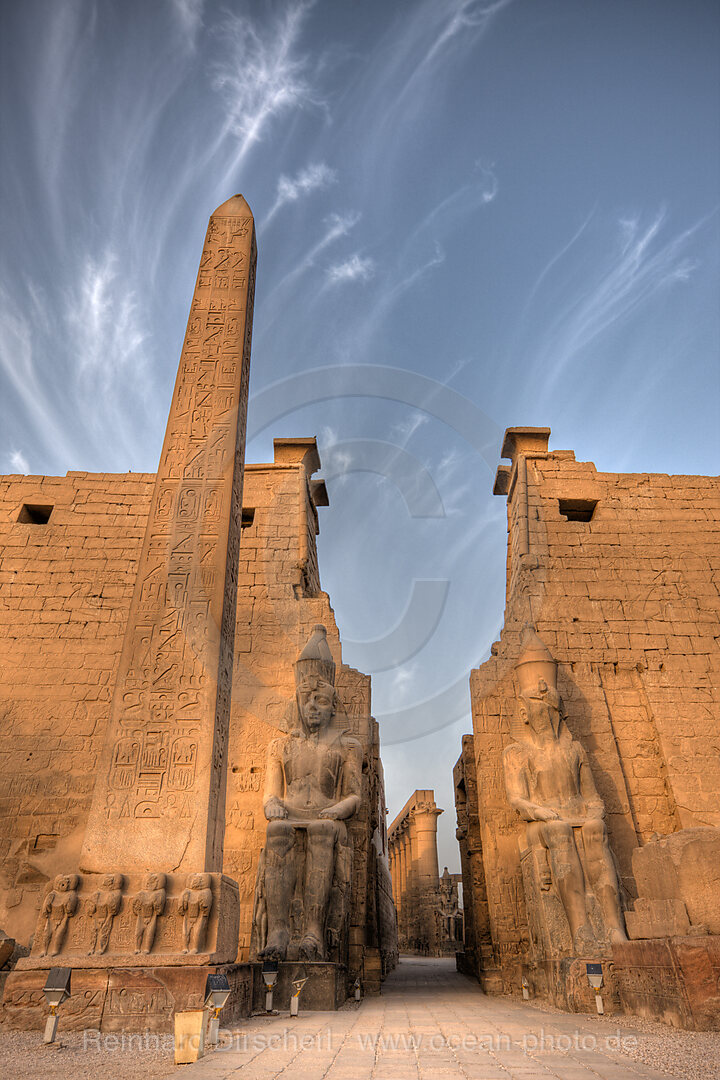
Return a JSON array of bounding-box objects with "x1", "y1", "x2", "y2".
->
[{"x1": 81, "y1": 195, "x2": 256, "y2": 874}]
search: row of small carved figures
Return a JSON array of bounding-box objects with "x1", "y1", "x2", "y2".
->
[{"x1": 37, "y1": 872, "x2": 213, "y2": 959}]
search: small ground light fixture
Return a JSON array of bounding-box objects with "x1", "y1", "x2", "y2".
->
[
  {"x1": 354, "y1": 977, "x2": 361, "y2": 1001},
  {"x1": 204, "y1": 973, "x2": 231, "y2": 1047},
  {"x1": 586, "y1": 963, "x2": 604, "y2": 1014},
  {"x1": 261, "y1": 959, "x2": 279, "y2": 1012},
  {"x1": 290, "y1": 977, "x2": 308, "y2": 1017},
  {"x1": 43, "y1": 968, "x2": 71, "y2": 1044}
]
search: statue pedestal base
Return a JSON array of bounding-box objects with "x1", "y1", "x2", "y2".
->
[
  {"x1": 612, "y1": 936, "x2": 720, "y2": 1031},
  {"x1": 250, "y1": 961, "x2": 347, "y2": 1012},
  {"x1": 519, "y1": 842, "x2": 614, "y2": 963},
  {"x1": 522, "y1": 957, "x2": 621, "y2": 1014},
  {"x1": 1, "y1": 963, "x2": 253, "y2": 1033}
]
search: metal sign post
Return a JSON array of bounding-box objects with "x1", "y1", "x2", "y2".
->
[
  {"x1": 586, "y1": 963, "x2": 604, "y2": 1014},
  {"x1": 290, "y1": 978, "x2": 308, "y2": 1017}
]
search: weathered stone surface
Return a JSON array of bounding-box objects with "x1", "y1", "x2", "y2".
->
[
  {"x1": 388, "y1": 790, "x2": 443, "y2": 954},
  {"x1": 613, "y1": 937, "x2": 720, "y2": 1030},
  {"x1": 504, "y1": 627, "x2": 626, "y2": 957},
  {"x1": 2, "y1": 963, "x2": 252, "y2": 1033},
  {"x1": 16, "y1": 872, "x2": 239, "y2": 968},
  {"x1": 0, "y1": 931, "x2": 14, "y2": 969},
  {"x1": 251, "y1": 625, "x2": 362, "y2": 964},
  {"x1": 0, "y1": 444, "x2": 396, "y2": 990},
  {"x1": 630, "y1": 828, "x2": 720, "y2": 935},
  {"x1": 0, "y1": 201, "x2": 397, "y2": 1007},
  {"x1": 625, "y1": 898, "x2": 691, "y2": 940},
  {"x1": 82, "y1": 195, "x2": 256, "y2": 875},
  {"x1": 250, "y1": 960, "x2": 346, "y2": 1011},
  {"x1": 456, "y1": 425, "x2": 720, "y2": 1028},
  {"x1": 2, "y1": 969, "x2": 109, "y2": 1031},
  {"x1": 437, "y1": 867, "x2": 463, "y2": 954}
]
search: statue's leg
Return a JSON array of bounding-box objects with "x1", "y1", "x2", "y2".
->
[
  {"x1": 51, "y1": 915, "x2": 68, "y2": 956},
  {"x1": 526, "y1": 822, "x2": 552, "y2": 889},
  {"x1": 98, "y1": 915, "x2": 112, "y2": 954},
  {"x1": 299, "y1": 820, "x2": 340, "y2": 960},
  {"x1": 143, "y1": 913, "x2": 157, "y2": 953},
  {"x1": 540, "y1": 821, "x2": 595, "y2": 951},
  {"x1": 40, "y1": 917, "x2": 53, "y2": 957},
  {"x1": 191, "y1": 914, "x2": 209, "y2": 953},
  {"x1": 259, "y1": 821, "x2": 297, "y2": 960},
  {"x1": 581, "y1": 819, "x2": 627, "y2": 943}
]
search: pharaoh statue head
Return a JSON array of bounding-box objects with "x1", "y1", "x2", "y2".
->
[
  {"x1": 188, "y1": 873, "x2": 211, "y2": 890},
  {"x1": 515, "y1": 626, "x2": 563, "y2": 739},
  {"x1": 294, "y1": 625, "x2": 338, "y2": 734}
]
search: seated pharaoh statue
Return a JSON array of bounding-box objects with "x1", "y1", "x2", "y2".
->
[
  {"x1": 503, "y1": 627, "x2": 626, "y2": 954},
  {"x1": 251, "y1": 625, "x2": 362, "y2": 962}
]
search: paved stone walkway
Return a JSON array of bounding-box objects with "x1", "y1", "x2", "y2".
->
[{"x1": 183, "y1": 957, "x2": 685, "y2": 1080}]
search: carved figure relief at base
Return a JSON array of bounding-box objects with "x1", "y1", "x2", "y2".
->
[
  {"x1": 20, "y1": 870, "x2": 238, "y2": 968},
  {"x1": 88, "y1": 874, "x2": 124, "y2": 954},
  {"x1": 251, "y1": 625, "x2": 361, "y2": 962},
  {"x1": 503, "y1": 627, "x2": 626, "y2": 955},
  {"x1": 39, "y1": 875, "x2": 79, "y2": 957},
  {"x1": 133, "y1": 873, "x2": 167, "y2": 954},
  {"x1": 179, "y1": 873, "x2": 213, "y2": 953}
]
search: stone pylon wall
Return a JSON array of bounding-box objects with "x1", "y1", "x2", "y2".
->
[
  {"x1": 0, "y1": 442, "x2": 397, "y2": 980},
  {"x1": 455, "y1": 427, "x2": 720, "y2": 1007}
]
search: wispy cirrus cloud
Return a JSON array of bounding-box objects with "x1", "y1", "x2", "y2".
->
[
  {"x1": 258, "y1": 212, "x2": 362, "y2": 325},
  {"x1": 354, "y1": 0, "x2": 514, "y2": 141},
  {"x1": 8, "y1": 449, "x2": 30, "y2": 474},
  {"x1": 66, "y1": 251, "x2": 151, "y2": 434},
  {"x1": 326, "y1": 253, "x2": 375, "y2": 285},
  {"x1": 420, "y1": 0, "x2": 514, "y2": 72},
  {"x1": 527, "y1": 210, "x2": 703, "y2": 402},
  {"x1": 211, "y1": 2, "x2": 322, "y2": 186},
  {"x1": 0, "y1": 287, "x2": 79, "y2": 465},
  {"x1": 170, "y1": 0, "x2": 204, "y2": 47},
  {"x1": 474, "y1": 160, "x2": 498, "y2": 204},
  {"x1": 264, "y1": 162, "x2": 337, "y2": 226}
]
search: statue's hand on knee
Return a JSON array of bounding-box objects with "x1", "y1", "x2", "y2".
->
[
  {"x1": 264, "y1": 796, "x2": 288, "y2": 820},
  {"x1": 527, "y1": 804, "x2": 559, "y2": 822}
]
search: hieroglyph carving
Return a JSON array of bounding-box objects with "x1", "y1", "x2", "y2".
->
[
  {"x1": 251, "y1": 625, "x2": 362, "y2": 962},
  {"x1": 80, "y1": 197, "x2": 256, "y2": 873},
  {"x1": 503, "y1": 628, "x2": 626, "y2": 953}
]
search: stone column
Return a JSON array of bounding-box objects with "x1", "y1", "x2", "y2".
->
[
  {"x1": 389, "y1": 844, "x2": 397, "y2": 913},
  {"x1": 399, "y1": 830, "x2": 411, "y2": 947},
  {"x1": 81, "y1": 196, "x2": 256, "y2": 874},
  {"x1": 414, "y1": 802, "x2": 443, "y2": 953}
]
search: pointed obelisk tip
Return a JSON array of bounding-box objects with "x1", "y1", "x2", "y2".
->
[{"x1": 212, "y1": 193, "x2": 253, "y2": 218}]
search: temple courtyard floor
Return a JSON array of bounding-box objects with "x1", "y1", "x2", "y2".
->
[{"x1": 2, "y1": 957, "x2": 718, "y2": 1080}]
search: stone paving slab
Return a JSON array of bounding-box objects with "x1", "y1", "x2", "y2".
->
[{"x1": 178, "y1": 957, "x2": 715, "y2": 1080}]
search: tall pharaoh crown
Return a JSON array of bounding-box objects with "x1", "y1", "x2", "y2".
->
[
  {"x1": 294, "y1": 624, "x2": 336, "y2": 687},
  {"x1": 515, "y1": 625, "x2": 557, "y2": 697}
]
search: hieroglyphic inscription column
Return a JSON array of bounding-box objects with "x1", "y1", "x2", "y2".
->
[{"x1": 81, "y1": 195, "x2": 256, "y2": 875}]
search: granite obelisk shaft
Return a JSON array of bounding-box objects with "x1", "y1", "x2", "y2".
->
[{"x1": 81, "y1": 195, "x2": 256, "y2": 873}]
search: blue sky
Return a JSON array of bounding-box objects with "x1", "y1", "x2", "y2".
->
[{"x1": 1, "y1": 0, "x2": 718, "y2": 869}]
